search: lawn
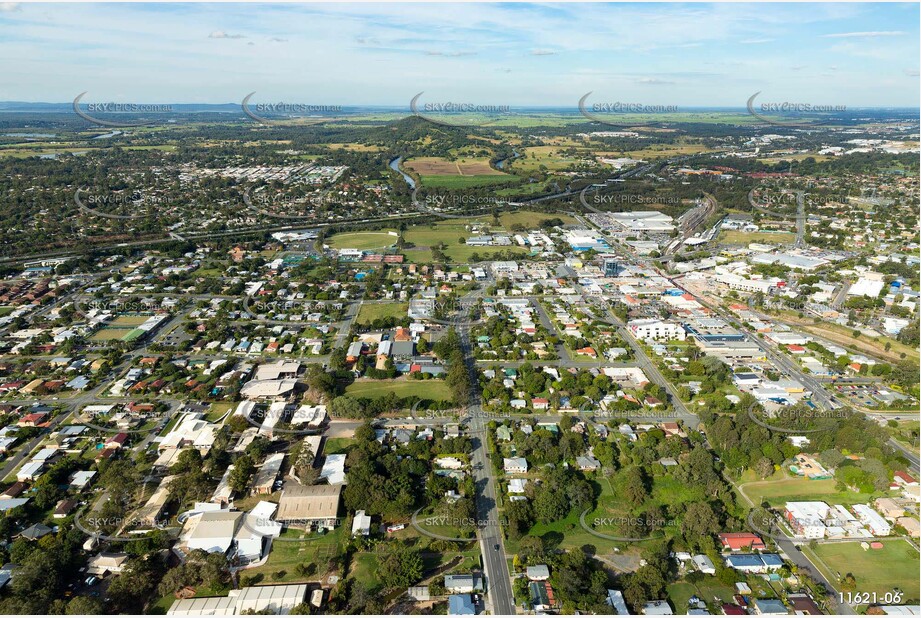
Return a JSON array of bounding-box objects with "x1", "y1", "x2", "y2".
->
[
  {"x1": 667, "y1": 579, "x2": 739, "y2": 613},
  {"x1": 242, "y1": 527, "x2": 344, "y2": 585},
  {"x1": 739, "y1": 477, "x2": 879, "y2": 506},
  {"x1": 349, "y1": 552, "x2": 382, "y2": 590},
  {"x1": 356, "y1": 302, "x2": 408, "y2": 324},
  {"x1": 327, "y1": 230, "x2": 398, "y2": 250},
  {"x1": 345, "y1": 378, "x2": 453, "y2": 402},
  {"x1": 323, "y1": 437, "x2": 356, "y2": 456},
  {"x1": 809, "y1": 539, "x2": 920, "y2": 599},
  {"x1": 206, "y1": 402, "x2": 235, "y2": 422},
  {"x1": 719, "y1": 230, "x2": 796, "y2": 245}
]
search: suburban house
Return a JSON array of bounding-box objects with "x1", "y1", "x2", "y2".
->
[
  {"x1": 718, "y1": 532, "x2": 766, "y2": 551},
  {"x1": 444, "y1": 574, "x2": 483, "y2": 594},
  {"x1": 503, "y1": 457, "x2": 528, "y2": 474}
]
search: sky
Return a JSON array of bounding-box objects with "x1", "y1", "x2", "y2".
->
[{"x1": 0, "y1": 2, "x2": 918, "y2": 107}]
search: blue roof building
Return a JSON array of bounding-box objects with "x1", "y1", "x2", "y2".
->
[{"x1": 448, "y1": 594, "x2": 475, "y2": 615}]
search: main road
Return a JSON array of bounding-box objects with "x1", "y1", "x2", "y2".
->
[{"x1": 452, "y1": 287, "x2": 517, "y2": 615}]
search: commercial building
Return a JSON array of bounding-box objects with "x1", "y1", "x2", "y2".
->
[
  {"x1": 276, "y1": 483, "x2": 342, "y2": 530},
  {"x1": 167, "y1": 584, "x2": 308, "y2": 615},
  {"x1": 627, "y1": 319, "x2": 686, "y2": 342}
]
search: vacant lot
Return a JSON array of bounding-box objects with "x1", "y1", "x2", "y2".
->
[
  {"x1": 345, "y1": 378, "x2": 453, "y2": 402},
  {"x1": 719, "y1": 230, "x2": 796, "y2": 245},
  {"x1": 499, "y1": 209, "x2": 576, "y2": 228},
  {"x1": 356, "y1": 302, "x2": 408, "y2": 324},
  {"x1": 810, "y1": 540, "x2": 920, "y2": 599}
]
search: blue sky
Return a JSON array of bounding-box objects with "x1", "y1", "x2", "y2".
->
[{"x1": 0, "y1": 2, "x2": 918, "y2": 107}]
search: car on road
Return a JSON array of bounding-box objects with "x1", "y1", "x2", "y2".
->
[{"x1": 494, "y1": 544, "x2": 500, "y2": 552}]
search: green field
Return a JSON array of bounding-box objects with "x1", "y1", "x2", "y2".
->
[
  {"x1": 441, "y1": 245, "x2": 530, "y2": 263},
  {"x1": 345, "y1": 378, "x2": 453, "y2": 402},
  {"x1": 739, "y1": 477, "x2": 878, "y2": 506},
  {"x1": 667, "y1": 579, "x2": 739, "y2": 613},
  {"x1": 90, "y1": 328, "x2": 134, "y2": 341},
  {"x1": 327, "y1": 230, "x2": 398, "y2": 250},
  {"x1": 421, "y1": 175, "x2": 519, "y2": 189},
  {"x1": 349, "y1": 552, "x2": 382, "y2": 590},
  {"x1": 242, "y1": 526, "x2": 344, "y2": 585},
  {"x1": 719, "y1": 230, "x2": 796, "y2": 245},
  {"x1": 206, "y1": 402, "x2": 235, "y2": 422},
  {"x1": 498, "y1": 210, "x2": 576, "y2": 228},
  {"x1": 111, "y1": 315, "x2": 150, "y2": 327},
  {"x1": 810, "y1": 540, "x2": 920, "y2": 599},
  {"x1": 401, "y1": 212, "x2": 563, "y2": 263},
  {"x1": 323, "y1": 437, "x2": 356, "y2": 456},
  {"x1": 356, "y1": 302, "x2": 408, "y2": 324},
  {"x1": 510, "y1": 146, "x2": 591, "y2": 172}
]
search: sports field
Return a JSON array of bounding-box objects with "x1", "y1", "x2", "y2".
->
[
  {"x1": 738, "y1": 477, "x2": 872, "y2": 506},
  {"x1": 810, "y1": 540, "x2": 920, "y2": 598},
  {"x1": 327, "y1": 230, "x2": 398, "y2": 250}
]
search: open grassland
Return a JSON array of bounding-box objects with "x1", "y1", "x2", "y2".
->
[
  {"x1": 326, "y1": 143, "x2": 385, "y2": 152},
  {"x1": 499, "y1": 209, "x2": 576, "y2": 228},
  {"x1": 624, "y1": 142, "x2": 719, "y2": 158},
  {"x1": 510, "y1": 146, "x2": 591, "y2": 172}
]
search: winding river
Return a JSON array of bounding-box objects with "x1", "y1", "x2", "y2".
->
[{"x1": 388, "y1": 156, "x2": 416, "y2": 190}]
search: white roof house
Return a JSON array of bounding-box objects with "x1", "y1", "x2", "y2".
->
[
  {"x1": 16, "y1": 461, "x2": 44, "y2": 482},
  {"x1": 503, "y1": 457, "x2": 528, "y2": 474},
  {"x1": 351, "y1": 510, "x2": 371, "y2": 536},
  {"x1": 320, "y1": 454, "x2": 347, "y2": 485}
]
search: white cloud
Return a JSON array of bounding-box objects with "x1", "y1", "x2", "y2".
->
[
  {"x1": 530, "y1": 48, "x2": 556, "y2": 56},
  {"x1": 821, "y1": 31, "x2": 906, "y2": 38},
  {"x1": 0, "y1": 3, "x2": 21, "y2": 12},
  {"x1": 208, "y1": 30, "x2": 245, "y2": 40}
]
